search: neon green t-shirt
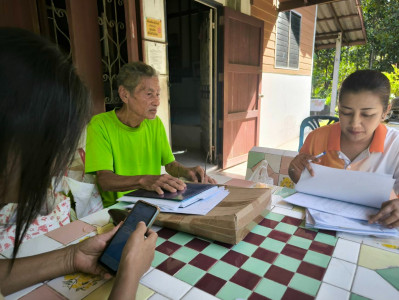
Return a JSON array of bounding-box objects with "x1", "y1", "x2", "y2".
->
[{"x1": 85, "y1": 110, "x2": 175, "y2": 207}]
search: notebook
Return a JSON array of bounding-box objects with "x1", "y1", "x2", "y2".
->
[{"x1": 124, "y1": 183, "x2": 219, "y2": 208}]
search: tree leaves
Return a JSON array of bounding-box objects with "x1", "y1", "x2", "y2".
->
[{"x1": 313, "y1": 1, "x2": 399, "y2": 100}]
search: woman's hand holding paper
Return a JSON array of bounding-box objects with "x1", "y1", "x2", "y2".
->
[
  {"x1": 369, "y1": 198, "x2": 399, "y2": 228},
  {"x1": 288, "y1": 153, "x2": 322, "y2": 183}
]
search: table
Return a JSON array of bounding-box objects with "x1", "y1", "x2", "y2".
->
[{"x1": 2, "y1": 185, "x2": 399, "y2": 300}]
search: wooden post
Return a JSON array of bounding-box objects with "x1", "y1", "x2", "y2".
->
[
  {"x1": 66, "y1": 0, "x2": 105, "y2": 115},
  {"x1": 330, "y1": 32, "x2": 342, "y2": 116},
  {"x1": 124, "y1": 0, "x2": 140, "y2": 62},
  {"x1": 0, "y1": 0, "x2": 40, "y2": 33}
]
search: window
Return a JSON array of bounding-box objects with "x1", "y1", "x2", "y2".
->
[{"x1": 275, "y1": 11, "x2": 301, "y2": 69}]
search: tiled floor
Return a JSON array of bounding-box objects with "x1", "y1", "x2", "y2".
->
[
  {"x1": 174, "y1": 148, "x2": 218, "y2": 174},
  {"x1": 213, "y1": 163, "x2": 248, "y2": 180},
  {"x1": 173, "y1": 136, "x2": 300, "y2": 181}
]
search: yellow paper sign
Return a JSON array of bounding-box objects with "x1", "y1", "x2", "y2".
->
[{"x1": 146, "y1": 18, "x2": 162, "y2": 38}]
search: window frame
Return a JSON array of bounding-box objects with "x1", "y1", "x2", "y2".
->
[{"x1": 274, "y1": 10, "x2": 302, "y2": 70}]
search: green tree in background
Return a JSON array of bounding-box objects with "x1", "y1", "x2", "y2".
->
[
  {"x1": 364, "y1": 0, "x2": 399, "y2": 71},
  {"x1": 312, "y1": 0, "x2": 399, "y2": 106},
  {"x1": 384, "y1": 65, "x2": 399, "y2": 97}
]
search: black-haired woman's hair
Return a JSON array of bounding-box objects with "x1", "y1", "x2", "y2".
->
[
  {"x1": 339, "y1": 70, "x2": 391, "y2": 111},
  {"x1": 0, "y1": 27, "x2": 91, "y2": 261}
]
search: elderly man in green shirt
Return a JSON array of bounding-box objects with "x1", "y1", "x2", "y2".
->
[{"x1": 85, "y1": 62, "x2": 216, "y2": 207}]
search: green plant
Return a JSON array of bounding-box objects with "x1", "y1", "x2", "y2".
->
[{"x1": 383, "y1": 64, "x2": 399, "y2": 97}]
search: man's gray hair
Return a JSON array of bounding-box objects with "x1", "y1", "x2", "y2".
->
[{"x1": 117, "y1": 61, "x2": 158, "y2": 93}]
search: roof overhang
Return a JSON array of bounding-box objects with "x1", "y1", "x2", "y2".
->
[{"x1": 278, "y1": 0, "x2": 367, "y2": 50}]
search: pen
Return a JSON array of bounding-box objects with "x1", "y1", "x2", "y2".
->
[
  {"x1": 307, "y1": 151, "x2": 326, "y2": 163},
  {"x1": 314, "y1": 151, "x2": 326, "y2": 159}
]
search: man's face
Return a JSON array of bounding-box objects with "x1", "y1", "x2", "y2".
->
[{"x1": 123, "y1": 76, "x2": 160, "y2": 124}]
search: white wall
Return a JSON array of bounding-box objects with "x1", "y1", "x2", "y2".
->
[
  {"x1": 259, "y1": 73, "x2": 311, "y2": 148},
  {"x1": 241, "y1": 0, "x2": 251, "y2": 15},
  {"x1": 157, "y1": 75, "x2": 170, "y2": 142},
  {"x1": 213, "y1": 0, "x2": 225, "y2": 5},
  {"x1": 212, "y1": 0, "x2": 251, "y2": 15}
]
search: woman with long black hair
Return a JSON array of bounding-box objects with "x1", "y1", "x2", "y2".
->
[{"x1": 0, "y1": 27, "x2": 157, "y2": 299}]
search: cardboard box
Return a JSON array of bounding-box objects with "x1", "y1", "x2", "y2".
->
[{"x1": 154, "y1": 186, "x2": 272, "y2": 244}]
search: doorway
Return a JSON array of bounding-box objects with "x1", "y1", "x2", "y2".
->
[{"x1": 166, "y1": 0, "x2": 218, "y2": 171}]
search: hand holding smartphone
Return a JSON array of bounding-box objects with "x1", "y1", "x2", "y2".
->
[{"x1": 99, "y1": 200, "x2": 160, "y2": 273}]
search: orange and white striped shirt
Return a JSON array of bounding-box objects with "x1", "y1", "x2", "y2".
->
[{"x1": 300, "y1": 123, "x2": 399, "y2": 195}]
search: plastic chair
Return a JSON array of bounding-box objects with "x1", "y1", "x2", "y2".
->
[{"x1": 298, "y1": 116, "x2": 339, "y2": 151}]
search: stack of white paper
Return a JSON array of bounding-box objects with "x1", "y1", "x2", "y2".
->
[
  {"x1": 285, "y1": 164, "x2": 399, "y2": 237},
  {"x1": 306, "y1": 209, "x2": 399, "y2": 237},
  {"x1": 118, "y1": 186, "x2": 229, "y2": 215}
]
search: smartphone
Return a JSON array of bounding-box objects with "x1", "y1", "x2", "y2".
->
[{"x1": 98, "y1": 200, "x2": 160, "y2": 274}]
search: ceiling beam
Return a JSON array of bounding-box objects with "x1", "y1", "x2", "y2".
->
[
  {"x1": 278, "y1": 0, "x2": 340, "y2": 11},
  {"x1": 317, "y1": 13, "x2": 359, "y2": 22},
  {"x1": 316, "y1": 34, "x2": 341, "y2": 41},
  {"x1": 355, "y1": 0, "x2": 367, "y2": 43},
  {"x1": 315, "y1": 39, "x2": 366, "y2": 49},
  {"x1": 326, "y1": 2, "x2": 349, "y2": 44},
  {"x1": 315, "y1": 27, "x2": 364, "y2": 40}
]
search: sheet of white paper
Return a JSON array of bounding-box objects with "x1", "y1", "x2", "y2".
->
[
  {"x1": 285, "y1": 192, "x2": 379, "y2": 220},
  {"x1": 306, "y1": 209, "x2": 399, "y2": 237},
  {"x1": 122, "y1": 187, "x2": 229, "y2": 215},
  {"x1": 179, "y1": 186, "x2": 219, "y2": 207},
  {"x1": 159, "y1": 189, "x2": 230, "y2": 215},
  {"x1": 296, "y1": 163, "x2": 394, "y2": 208},
  {"x1": 118, "y1": 194, "x2": 181, "y2": 210},
  {"x1": 118, "y1": 186, "x2": 222, "y2": 210}
]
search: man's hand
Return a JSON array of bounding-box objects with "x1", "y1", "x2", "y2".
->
[
  {"x1": 139, "y1": 174, "x2": 186, "y2": 194},
  {"x1": 185, "y1": 166, "x2": 217, "y2": 184},
  {"x1": 288, "y1": 153, "x2": 321, "y2": 183},
  {"x1": 369, "y1": 199, "x2": 399, "y2": 228},
  {"x1": 165, "y1": 161, "x2": 217, "y2": 184}
]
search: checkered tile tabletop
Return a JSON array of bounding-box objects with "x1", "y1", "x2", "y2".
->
[
  {"x1": 152, "y1": 211, "x2": 337, "y2": 300},
  {"x1": 4, "y1": 189, "x2": 399, "y2": 299}
]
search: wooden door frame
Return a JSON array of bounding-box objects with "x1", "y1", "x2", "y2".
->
[
  {"x1": 220, "y1": 6, "x2": 264, "y2": 169},
  {"x1": 195, "y1": 0, "x2": 223, "y2": 164}
]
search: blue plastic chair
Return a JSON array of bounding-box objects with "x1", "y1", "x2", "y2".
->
[{"x1": 298, "y1": 116, "x2": 339, "y2": 151}]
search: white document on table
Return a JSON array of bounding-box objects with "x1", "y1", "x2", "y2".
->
[
  {"x1": 285, "y1": 192, "x2": 379, "y2": 220},
  {"x1": 284, "y1": 164, "x2": 396, "y2": 235},
  {"x1": 118, "y1": 194, "x2": 180, "y2": 210},
  {"x1": 306, "y1": 209, "x2": 399, "y2": 237},
  {"x1": 295, "y1": 163, "x2": 394, "y2": 208},
  {"x1": 159, "y1": 188, "x2": 229, "y2": 215},
  {"x1": 119, "y1": 187, "x2": 229, "y2": 215}
]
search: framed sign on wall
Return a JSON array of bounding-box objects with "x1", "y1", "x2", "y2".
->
[
  {"x1": 142, "y1": 0, "x2": 166, "y2": 42},
  {"x1": 144, "y1": 41, "x2": 167, "y2": 75}
]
